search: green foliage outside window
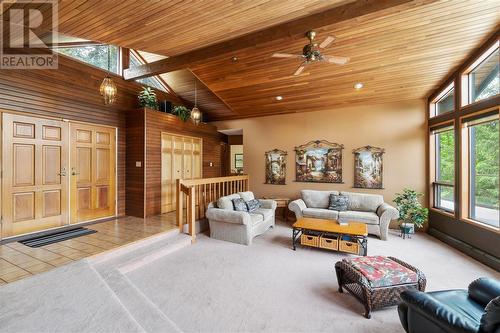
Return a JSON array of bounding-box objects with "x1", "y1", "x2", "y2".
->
[
  {"x1": 437, "y1": 130, "x2": 454, "y2": 201},
  {"x1": 471, "y1": 120, "x2": 499, "y2": 209},
  {"x1": 56, "y1": 45, "x2": 119, "y2": 73}
]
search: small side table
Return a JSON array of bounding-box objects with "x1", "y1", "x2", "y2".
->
[{"x1": 263, "y1": 197, "x2": 290, "y2": 222}]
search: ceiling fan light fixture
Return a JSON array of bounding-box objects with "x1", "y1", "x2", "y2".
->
[{"x1": 353, "y1": 82, "x2": 364, "y2": 90}]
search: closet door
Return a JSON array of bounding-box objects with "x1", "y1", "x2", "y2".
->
[
  {"x1": 70, "y1": 123, "x2": 116, "y2": 223},
  {"x1": 2, "y1": 113, "x2": 69, "y2": 237},
  {"x1": 183, "y1": 138, "x2": 193, "y2": 180},
  {"x1": 193, "y1": 138, "x2": 202, "y2": 179},
  {"x1": 161, "y1": 133, "x2": 174, "y2": 213}
]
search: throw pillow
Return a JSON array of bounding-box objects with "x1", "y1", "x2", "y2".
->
[
  {"x1": 328, "y1": 194, "x2": 349, "y2": 211},
  {"x1": 246, "y1": 199, "x2": 261, "y2": 212},
  {"x1": 232, "y1": 198, "x2": 248, "y2": 212},
  {"x1": 481, "y1": 296, "x2": 500, "y2": 332}
]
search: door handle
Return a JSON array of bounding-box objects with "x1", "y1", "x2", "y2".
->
[
  {"x1": 71, "y1": 168, "x2": 80, "y2": 176},
  {"x1": 58, "y1": 167, "x2": 67, "y2": 176}
]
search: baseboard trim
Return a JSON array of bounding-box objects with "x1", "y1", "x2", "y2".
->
[{"x1": 429, "y1": 227, "x2": 500, "y2": 271}]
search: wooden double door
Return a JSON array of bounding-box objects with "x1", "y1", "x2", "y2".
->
[
  {"x1": 161, "y1": 133, "x2": 202, "y2": 213},
  {"x1": 1, "y1": 113, "x2": 116, "y2": 238}
]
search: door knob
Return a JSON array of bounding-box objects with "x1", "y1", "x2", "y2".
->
[
  {"x1": 58, "y1": 167, "x2": 67, "y2": 176},
  {"x1": 71, "y1": 168, "x2": 80, "y2": 176}
]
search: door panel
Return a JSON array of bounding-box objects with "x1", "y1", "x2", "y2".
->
[
  {"x1": 2, "y1": 113, "x2": 69, "y2": 237},
  {"x1": 161, "y1": 133, "x2": 202, "y2": 213},
  {"x1": 70, "y1": 123, "x2": 116, "y2": 223}
]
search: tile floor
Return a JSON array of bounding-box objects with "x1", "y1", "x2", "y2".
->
[{"x1": 0, "y1": 214, "x2": 178, "y2": 284}]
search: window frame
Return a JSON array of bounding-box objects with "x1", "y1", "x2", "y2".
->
[
  {"x1": 459, "y1": 107, "x2": 500, "y2": 233},
  {"x1": 129, "y1": 50, "x2": 170, "y2": 93},
  {"x1": 52, "y1": 42, "x2": 122, "y2": 76},
  {"x1": 429, "y1": 121, "x2": 456, "y2": 216},
  {"x1": 429, "y1": 82, "x2": 455, "y2": 118},
  {"x1": 461, "y1": 41, "x2": 499, "y2": 107}
]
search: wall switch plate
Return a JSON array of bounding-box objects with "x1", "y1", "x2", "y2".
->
[{"x1": 136, "y1": 161, "x2": 142, "y2": 167}]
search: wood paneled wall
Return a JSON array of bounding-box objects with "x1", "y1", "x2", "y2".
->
[
  {"x1": 126, "y1": 108, "x2": 227, "y2": 218},
  {"x1": 0, "y1": 54, "x2": 174, "y2": 217}
]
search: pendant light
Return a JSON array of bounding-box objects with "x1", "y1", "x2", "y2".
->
[
  {"x1": 191, "y1": 80, "x2": 202, "y2": 125},
  {"x1": 99, "y1": 45, "x2": 117, "y2": 105}
]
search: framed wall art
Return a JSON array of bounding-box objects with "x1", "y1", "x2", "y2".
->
[
  {"x1": 234, "y1": 153, "x2": 244, "y2": 169},
  {"x1": 353, "y1": 145, "x2": 385, "y2": 189},
  {"x1": 265, "y1": 149, "x2": 287, "y2": 185},
  {"x1": 295, "y1": 140, "x2": 343, "y2": 183}
]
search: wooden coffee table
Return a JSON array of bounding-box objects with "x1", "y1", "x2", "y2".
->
[{"x1": 292, "y1": 217, "x2": 368, "y2": 256}]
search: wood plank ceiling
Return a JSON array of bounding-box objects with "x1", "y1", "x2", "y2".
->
[{"x1": 29, "y1": 1, "x2": 500, "y2": 119}]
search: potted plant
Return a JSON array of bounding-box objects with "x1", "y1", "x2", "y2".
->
[
  {"x1": 393, "y1": 188, "x2": 428, "y2": 238},
  {"x1": 138, "y1": 86, "x2": 159, "y2": 110},
  {"x1": 172, "y1": 105, "x2": 191, "y2": 122}
]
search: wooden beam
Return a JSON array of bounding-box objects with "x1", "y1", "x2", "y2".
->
[{"x1": 124, "y1": 0, "x2": 436, "y2": 80}]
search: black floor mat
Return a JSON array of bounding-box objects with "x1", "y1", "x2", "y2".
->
[{"x1": 19, "y1": 228, "x2": 97, "y2": 248}]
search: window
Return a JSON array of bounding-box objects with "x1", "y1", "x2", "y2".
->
[
  {"x1": 462, "y1": 42, "x2": 499, "y2": 105},
  {"x1": 130, "y1": 51, "x2": 168, "y2": 92},
  {"x1": 431, "y1": 125, "x2": 455, "y2": 212},
  {"x1": 430, "y1": 83, "x2": 454, "y2": 117},
  {"x1": 464, "y1": 113, "x2": 499, "y2": 228},
  {"x1": 54, "y1": 44, "x2": 119, "y2": 73}
]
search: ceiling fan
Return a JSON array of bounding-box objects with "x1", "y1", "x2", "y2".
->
[{"x1": 271, "y1": 31, "x2": 349, "y2": 76}]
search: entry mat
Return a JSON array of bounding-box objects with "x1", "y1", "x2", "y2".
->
[{"x1": 19, "y1": 228, "x2": 97, "y2": 248}]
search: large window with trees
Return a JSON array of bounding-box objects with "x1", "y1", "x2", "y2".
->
[
  {"x1": 431, "y1": 125, "x2": 455, "y2": 212},
  {"x1": 54, "y1": 44, "x2": 120, "y2": 73},
  {"x1": 463, "y1": 113, "x2": 499, "y2": 228}
]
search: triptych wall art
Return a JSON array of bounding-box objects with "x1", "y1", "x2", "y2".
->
[{"x1": 264, "y1": 141, "x2": 385, "y2": 189}]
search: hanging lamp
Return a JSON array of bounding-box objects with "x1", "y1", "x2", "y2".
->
[
  {"x1": 191, "y1": 80, "x2": 202, "y2": 125},
  {"x1": 99, "y1": 45, "x2": 117, "y2": 105}
]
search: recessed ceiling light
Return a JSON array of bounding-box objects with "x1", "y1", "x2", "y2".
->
[
  {"x1": 275, "y1": 96, "x2": 283, "y2": 101},
  {"x1": 353, "y1": 82, "x2": 364, "y2": 90},
  {"x1": 231, "y1": 56, "x2": 238, "y2": 62}
]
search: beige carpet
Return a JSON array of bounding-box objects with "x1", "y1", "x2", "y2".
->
[{"x1": 0, "y1": 220, "x2": 498, "y2": 333}]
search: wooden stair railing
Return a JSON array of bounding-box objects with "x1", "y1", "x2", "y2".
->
[{"x1": 176, "y1": 175, "x2": 250, "y2": 241}]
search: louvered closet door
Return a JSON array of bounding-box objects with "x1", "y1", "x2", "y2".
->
[
  {"x1": 161, "y1": 133, "x2": 174, "y2": 213},
  {"x1": 70, "y1": 123, "x2": 116, "y2": 223},
  {"x1": 2, "y1": 113, "x2": 69, "y2": 237}
]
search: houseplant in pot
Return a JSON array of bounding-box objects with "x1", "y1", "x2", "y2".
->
[
  {"x1": 138, "y1": 86, "x2": 159, "y2": 110},
  {"x1": 172, "y1": 105, "x2": 191, "y2": 122},
  {"x1": 393, "y1": 188, "x2": 428, "y2": 238}
]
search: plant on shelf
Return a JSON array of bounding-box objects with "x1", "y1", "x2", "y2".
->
[
  {"x1": 138, "y1": 86, "x2": 159, "y2": 110},
  {"x1": 393, "y1": 188, "x2": 428, "y2": 233},
  {"x1": 172, "y1": 105, "x2": 191, "y2": 122}
]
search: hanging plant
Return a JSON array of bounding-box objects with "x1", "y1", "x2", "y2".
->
[
  {"x1": 138, "y1": 86, "x2": 159, "y2": 110},
  {"x1": 172, "y1": 105, "x2": 191, "y2": 122}
]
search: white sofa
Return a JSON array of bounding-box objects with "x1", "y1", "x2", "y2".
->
[
  {"x1": 288, "y1": 190, "x2": 398, "y2": 240},
  {"x1": 206, "y1": 191, "x2": 277, "y2": 245}
]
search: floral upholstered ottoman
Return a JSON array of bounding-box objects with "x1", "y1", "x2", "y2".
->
[{"x1": 335, "y1": 256, "x2": 426, "y2": 318}]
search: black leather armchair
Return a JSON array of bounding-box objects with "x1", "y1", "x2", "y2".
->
[{"x1": 398, "y1": 278, "x2": 500, "y2": 333}]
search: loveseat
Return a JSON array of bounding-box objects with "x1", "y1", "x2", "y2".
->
[
  {"x1": 288, "y1": 190, "x2": 398, "y2": 240},
  {"x1": 206, "y1": 191, "x2": 277, "y2": 245}
]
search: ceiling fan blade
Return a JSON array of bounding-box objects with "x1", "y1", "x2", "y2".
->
[
  {"x1": 319, "y1": 35, "x2": 335, "y2": 49},
  {"x1": 294, "y1": 63, "x2": 306, "y2": 76},
  {"x1": 272, "y1": 52, "x2": 303, "y2": 58},
  {"x1": 323, "y1": 55, "x2": 350, "y2": 65}
]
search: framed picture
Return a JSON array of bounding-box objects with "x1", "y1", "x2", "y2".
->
[
  {"x1": 295, "y1": 140, "x2": 343, "y2": 183},
  {"x1": 234, "y1": 153, "x2": 244, "y2": 169},
  {"x1": 353, "y1": 146, "x2": 385, "y2": 189},
  {"x1": 265, "y1": 149, "x2": 287, "y2": 185}
]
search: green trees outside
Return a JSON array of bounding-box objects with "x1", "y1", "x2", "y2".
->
[
  {"x1": 472, "y1": 120, "x2": 499, "y2": 209},
  {"x1": 438, "y1": 120, "x2": 499, "y2": 210},
  {"x1": 56, "y1": 45, "x2": 119, "y2": 73}
]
